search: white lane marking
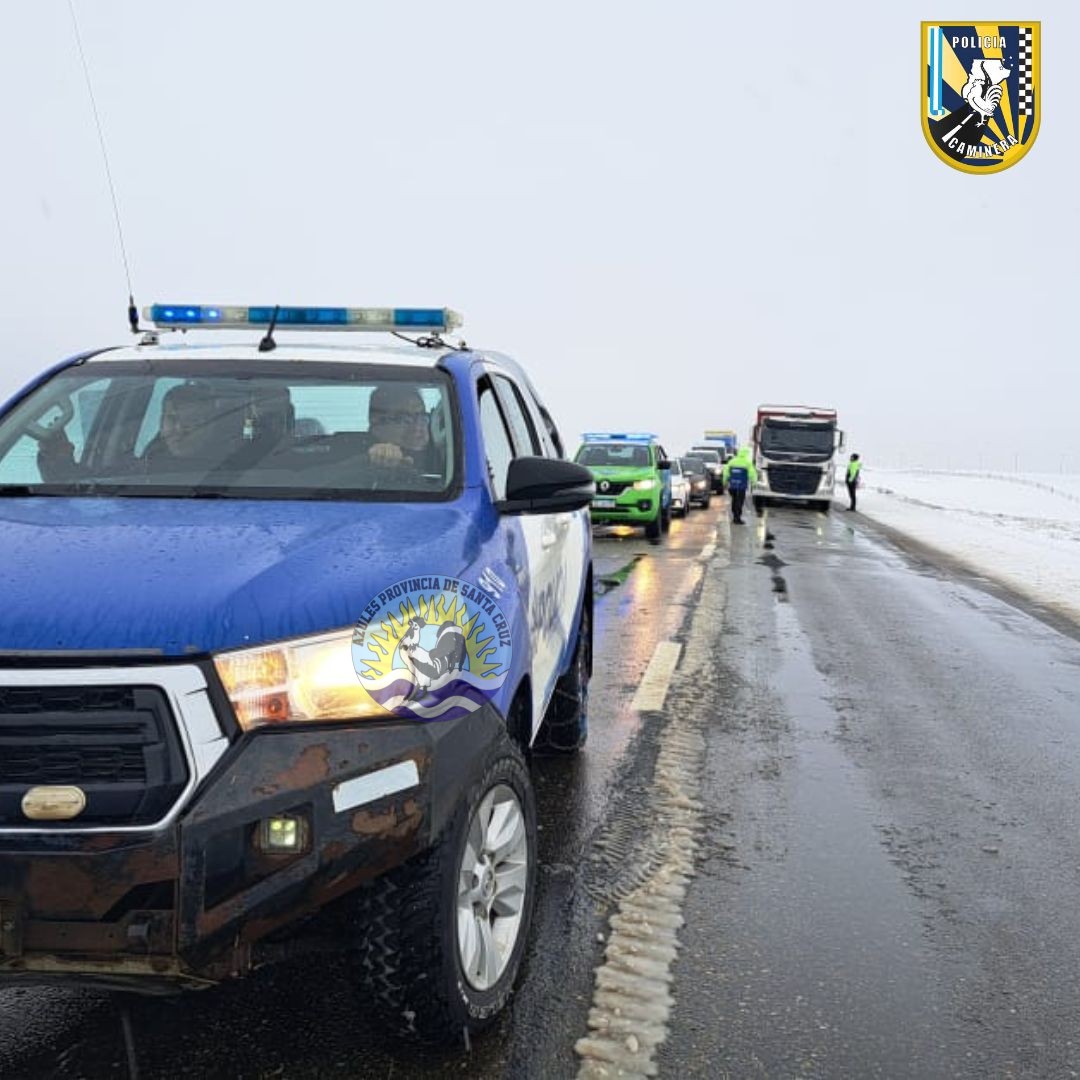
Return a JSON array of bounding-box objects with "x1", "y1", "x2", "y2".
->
[
  {"x1": 631, "y1": 641, "x2": 683, "y2": 713},
  {"x1": 332, "y1": 760, "x2": 419, "y2": 814},
  {"x1": 698, "y1": 523, "x2": 720, "y2": 562}
]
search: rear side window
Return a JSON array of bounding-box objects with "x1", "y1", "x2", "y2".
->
[{"x1": 520, "y1": 385, "x2": 565, "y2": 459}]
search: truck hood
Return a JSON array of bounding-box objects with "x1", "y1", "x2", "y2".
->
[{"x1": 0, "y1": 496, "x2": 482, "y2": 655}]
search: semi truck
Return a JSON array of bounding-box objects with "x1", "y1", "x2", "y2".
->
[{"x1": 751, "y1": 405, "x2": 844, "y2": 513}]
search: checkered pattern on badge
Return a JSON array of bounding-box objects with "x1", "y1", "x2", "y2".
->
[{"x1": 1018, "y1": 27, "x2": 1033, "y2": 115}]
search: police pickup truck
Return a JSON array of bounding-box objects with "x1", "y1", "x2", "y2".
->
[{"x1": 0, "y1": 304, "x2": 594, "y2": 1041}]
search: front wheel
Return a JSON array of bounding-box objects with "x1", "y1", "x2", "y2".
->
[
  {"x1": 536, "y1": 600, "x2": 591, "y2": 754},
  {"x1": 645, "y1": 510, "x2": 662, "y2": 539},
  {"x1": 357, "y1": 741, "x2": 537, "y2": 1042}
]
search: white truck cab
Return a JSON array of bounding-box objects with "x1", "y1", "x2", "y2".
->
[{"x1": 751, "y1": 405, "x2": 844, "y2": 513}]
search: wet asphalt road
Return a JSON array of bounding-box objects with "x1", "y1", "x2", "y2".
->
[
  {"x1": 661, "y1": 506, "x2": 1080, "y2": 1079},
  {"x1": 5, "y1": 502, "x2": 1080, "y2": 1078}
]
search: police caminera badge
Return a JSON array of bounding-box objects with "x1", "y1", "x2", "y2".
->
[{"x1": 922, "y1": 22, "x2": 1040, "y2": 173}]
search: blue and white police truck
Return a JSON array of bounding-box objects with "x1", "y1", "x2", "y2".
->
[{"x1": 0, "y1": 304, "x2": 594, "y2": 1040}]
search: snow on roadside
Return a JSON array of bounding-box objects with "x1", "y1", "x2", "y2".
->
[{"x1": 851, "y1": 470, "x2": 1080, "y2": 626}]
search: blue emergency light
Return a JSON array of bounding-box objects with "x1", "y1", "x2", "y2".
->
[
  {"x1": 144, "y1": 305, "x2": 462, "y2": 333},
  {"x1": 582, "y1": 432, "x2": 658, "y2": 443}
]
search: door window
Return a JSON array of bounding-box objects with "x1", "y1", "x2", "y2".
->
[{"x1": 477, "y1": 380, "x2": 514, "y2": 501}]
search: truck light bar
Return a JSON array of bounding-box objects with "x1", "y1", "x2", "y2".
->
[
  {"x1": 582, "y1": 432, "x2": 658, "y2": 443},
  {"x1": 144, "y1": 305, "x2": 463, "y2": 333}
]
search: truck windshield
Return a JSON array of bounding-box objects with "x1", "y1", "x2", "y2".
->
[
  {"x1": 760, "y1": 423, "x2": 835, "y2": 455},
  {"x1": 0, "y1": 360, "x2": 459, "y2": 501}
]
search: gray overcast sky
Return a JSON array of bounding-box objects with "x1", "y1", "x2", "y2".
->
[{"x1": 1, "y1": 2, "x2": 1076, "y2": 470}]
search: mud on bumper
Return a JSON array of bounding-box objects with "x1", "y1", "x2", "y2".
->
[{"x1": 0, "y1": 702, "x2": 505, "y2": 990}]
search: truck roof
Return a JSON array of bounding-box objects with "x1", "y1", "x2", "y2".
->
[{"x1": 756, "y1": 405, "x2": 837, "y2": 421}]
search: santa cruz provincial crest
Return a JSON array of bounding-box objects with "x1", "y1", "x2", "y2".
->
[{"x1": 351, "y1": 576, "x2": 513, "y2": 721}]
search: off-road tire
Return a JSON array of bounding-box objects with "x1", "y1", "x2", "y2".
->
[
  {"x1": 535, "y1": 600, "x2": 591, "y2": 754},
  {"x1": 357, "y1": 740, "x2": 537, "y2": 1043}
]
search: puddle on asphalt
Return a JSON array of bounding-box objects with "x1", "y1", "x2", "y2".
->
[
  {"x1": 756, "y1": 550, "x2": 789, "y2": 599},
  {"x1": 595, "y1": 553, "x2": 646, "y2": 595}
]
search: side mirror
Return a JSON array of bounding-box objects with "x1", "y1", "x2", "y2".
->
[
  {"x1": 497, "y1": 456, "x2": 595, "y2": 515},
  {"x1": 657, "y1": 459, "x2": 671, "y2": 470}
]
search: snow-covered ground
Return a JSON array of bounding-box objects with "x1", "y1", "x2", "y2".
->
[{"x1": 849, "y1": 470, "x2": 1080, "y2": 625}]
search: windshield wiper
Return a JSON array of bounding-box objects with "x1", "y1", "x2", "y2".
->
[{"x1": 0, "y1": 485, "x2": 48, "y2": 497}]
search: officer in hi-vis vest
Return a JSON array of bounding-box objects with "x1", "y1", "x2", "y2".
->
[
  {"x1": 722, "y1": 446, "x2": 757, "y2": 525},
  {"x1": 846, "y1": 453, "x2": 862, "y2": 511}
]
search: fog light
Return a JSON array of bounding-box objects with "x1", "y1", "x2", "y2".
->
[{"x1": 256, "y1": 814, "x2": 309, "y2": 853}]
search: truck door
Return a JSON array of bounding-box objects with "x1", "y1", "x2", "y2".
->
[{"x1": 486, "y1": 373, "x2": 583, "y2": 736}]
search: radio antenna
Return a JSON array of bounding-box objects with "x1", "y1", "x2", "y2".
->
[{"x1": 66, "y1": 0, "x2": 140, "y2": 334}]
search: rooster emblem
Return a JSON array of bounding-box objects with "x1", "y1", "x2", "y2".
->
[{"x1": 396, "y1": 616, "x2": 468, "y2": 700}]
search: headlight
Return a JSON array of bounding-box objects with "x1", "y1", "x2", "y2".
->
[
  {"x1": 215, "y1": 629, "x2": 379, "y2": 731},
  {"x1": 633, "y1": 478, "x2": 657, "y2": 491}
]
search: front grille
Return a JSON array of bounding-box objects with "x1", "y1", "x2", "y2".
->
[
  {"x1": 594, "y1": 480, "x2": 630, "y2": 496},
  {"x1": 0, "y1": 685, "x2": 189, "y2": 828},
  {"x1": 767, "y1": 465, "x2": 822, "y2": 496},
  {"x1": 0, "y1": 745, "x2": 146, "y2": 784}
]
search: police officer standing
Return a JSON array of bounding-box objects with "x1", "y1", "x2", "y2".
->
[
  {"x1": 722, "y1": 446, "x2": 757, "y2": 524},
  {"x1": 846, "y1": 453, "x2": 862, "y2": 511}
]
